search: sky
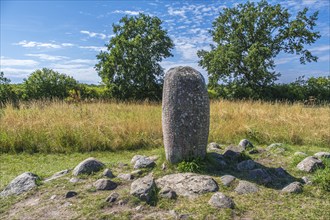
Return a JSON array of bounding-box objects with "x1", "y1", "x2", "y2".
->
[{"x1": 1, "y1": 0, "x2": 329, "y2": 84}]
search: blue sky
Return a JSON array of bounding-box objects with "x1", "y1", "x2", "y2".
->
[{"x1": 1, "y1": 0, "x2": 329, "y2": 84}]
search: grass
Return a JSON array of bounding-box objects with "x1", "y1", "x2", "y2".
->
[
  {"x1": 0, "y1": 100, "x2": 329, "y2": 153},
  {"x1": 1, "y1": 145, "x2": 329, "y2": 219}
]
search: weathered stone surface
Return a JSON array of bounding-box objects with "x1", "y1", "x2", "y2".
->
[
  {"x1": 72, "y1": 157, "x2": 104, "y2": 176},
  {"x1": 130, "y1": 174, "x2": 156, "y2": 203},
  {"x1": 44, "y1": 169, "x2": 70, "y2": 182},
  {"x1": 266, "y1": 143, "x2": 283, "y2": 151},
  {"x1": 131, "y1": 155, "x2": 144, "y2": 164},
  {"x1": 156, "y1": 173, "x2": 218, "y2": 197},
  {"x1": 117, "y1": 173, "x2": 133, "y2": 181},
  {"x1": 133, "y1": 157, "x2": 155, "y2": 169},
  {"x1": 274, "y1": 167, "x2": 290, "y2": 179},
  {"x1": 208, "y1": 152, "x2": 227, "y2": 167},
  {"x1": 106, "y1": 192, "x2": 119, "y2": 203},
  {"x1": 248, "y1": 168, "x2": 272, "y2": 184},
  {"x1": 65, "y1": 191, "x2": 77, "y2": 198},
  {"x1": 237, "y1": 160, "x2": 257, "y2": 171},
  {"x1": 297, "y1": 156, "x2": 324, "y2": 172},
  {"x1": 103, "y1": 168, "x2": 114, "y2": 178},
  {"x1": 220, "y1": 175, "x2": 236, "y2": 186},
  {"x1": 159, "y1": 187, "x2": 177, "y2": 199},
  {"x1": 239, "y1": 139, "x2": 253, "y2": 149},
  {"x1": 208, "y1": 192, "x2": 235, "y2": 209},
  {"x1": 162, "y1": 66, "x2": 210, "y2": 164},
  {"x1": 314, "y1": 152, "x2": 330, "y2": 159},
  {"x1": 282, "y1": 182, "x2": 303, "y2": 193},
  {"x1": 235, "y1": 181, "x2": 259, "y2": 194},
  {"x1": 69, "y1": 177, "x2": 81, "y2": 183},
  {"x1": 93, "y1": 179, "x2": 117, "y2": 190},
  {"x1": 0, "y1": 172, "x2": 40, "y2": 197}
]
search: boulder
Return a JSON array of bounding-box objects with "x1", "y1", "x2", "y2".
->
[
  {"x1": 237, "y1": 160, "x2": 257, "y2": 171},
  {"x1": 159, "y1": 187, "x2": 177, "y2": 199},
  {"x1": 65, "y1": 191, "x2": 77, "y2": 198},
  {"x1": 248, "y1": 168, "x2": 272, "y2": 184},
  {"x1": 162, "y1": 66, "x2": 210, "y2": 164},
  {"x1": 208, "y1": 152, "x2": 227, "y2": 168},
  {"x1": 156, "y1": 173, "x2": 218, "y2": 197},
  {"x1": 273, "y1": 167, "x2": 290, "y2": 179},
  {"x1": 44, "y1": 169, "x2": 70, "y2": 182},
  {"x1": 220, "y1": 175, "x2": 236, "y2": 187},
  {"x1": 133, "y1": 157, "x2": 156, "y2": 169},
  {"x1": 131, "y1": 155, "x2": 144, "y2": 164},
  {"x1": 93, "y1": 179, "x2": 117, "y2": 190},
  {"x1": 297, "y1": 156, "x2": 324, "y2": 172},
  {"x1": 0, "y1": 172, "x2": 40, "y2": 197},
  {"x1": 208, "y1": 192, "x2": 235, "y2": 209},
  {"x1": 130, "y1": 174, "x2": 156, "y2": 203},
  {"x1": 282, "y1": 182, "x2": 303, "y2": 193},
  {"x1": 239, "y1": 139, "x2": 253, "y2": 149},
  {"x1": 314, "y1": 152, "x2": 330, "y2": 159},
  {"x1": 72, "y1": 157, "x2": 104, "y2": 176},
  {"x1": 235, "y1": 181, "x2": 259, "y2": 194},
  {"x1": 103, "y1": 169, "x2": 114, "y2": 178}
]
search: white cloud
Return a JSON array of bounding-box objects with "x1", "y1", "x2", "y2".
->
[
  {"x1": 168, "y1": 7, "x2": 186, "y2": 18},
  {"x1": 64, "y1": 59, "x2": 97, "y2": 65},
  {"x1": 1, "y1": 57, "x2": 39, "y2": 66},
  {"x1": 309, "y1": 45, "x2": 330, "y2": 53},
  {"x1": 80, "y1": 30, "x2": 108, "y2": 40},
  {"x1": 79, "y1": 46, "x2": 107, "y2": 51},
  {"x1": 25, "y1": 54, "x2": 68, "y2": 61},
  {"x1": 14, "y1": 40, "x2": 74, "y2": 49},
  {"x1": 112, "y1": 10, "x2": 142, "y2": 16},
  {"x1": 0, "y1": 67, "x2": 35, "y2": 75}
]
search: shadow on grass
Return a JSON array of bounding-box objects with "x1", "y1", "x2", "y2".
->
[{"x1": 198, "y1": 151, "x2": 301, "y2": 190}]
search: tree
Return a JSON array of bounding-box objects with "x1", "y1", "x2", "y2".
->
[
  {"x1": 95, "y1": 13, "x2": 174, "y2": 100},
  {"x1": 0, "y1": 72, "x2": 15, "y2": 106},
  {"x1": 24, "y1": 68, "x2": 78, "y2": 100},
  {"x1": 198, "y1": 0, "x2": 320, "y2": 95}
]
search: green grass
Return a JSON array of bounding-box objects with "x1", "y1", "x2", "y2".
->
[{"x1": 1, "y1": 145, "x2": 329, "y2": 219}]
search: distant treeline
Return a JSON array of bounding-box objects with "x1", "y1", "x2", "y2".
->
[{"x1": 1, "y1": 70, "x2": 329, "y2": 106}]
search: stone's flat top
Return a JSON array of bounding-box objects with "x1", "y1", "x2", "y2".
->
[
  {"x1": 156, "y1": 173, "x2": 218, "y2": 197},
  {"x1": 220, "y1": 175, "x2": 236, "y2": 186},
  {"x1": 0, "y1": 172, "x2": 40, "y2": 197},
  {"x1": 72, "y1": 157, "x2": 105, "y2": 176},
  {"x1": 297, "y1": 156, "x2": 324, "y2": 172},
  {"x1": 130, "y1": 174, "x2": 156, "y2": 203}
]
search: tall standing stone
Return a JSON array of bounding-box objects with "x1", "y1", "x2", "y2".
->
[{"x1": 162, "y1": 66, "x2": 210, "y2": 163}]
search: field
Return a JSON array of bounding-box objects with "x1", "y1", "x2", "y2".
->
[
  {"x1": 1, "y1": 100, "x2": 329, "y2": 219},
  {"x1": 1, "y1": 100, "x2": 329, "y2": 153}
]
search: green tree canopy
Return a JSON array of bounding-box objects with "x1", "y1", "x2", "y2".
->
[
  {"x1": 198, "y1": 0, "x2": 320, "y2": 94},
  {"x1": 0, "y1": 72, "x2": 15, "y2": 106},
  {"x1": 24, "y1": 68, "x2": 78, "y2": 100},
  {"x1": 95, "y1": 13, "x2": 174, "y2": 101}
]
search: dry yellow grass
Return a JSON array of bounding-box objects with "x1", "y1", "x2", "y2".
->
[{"x1": 0, "y1": 100, "x2": 329, "y2": 153}]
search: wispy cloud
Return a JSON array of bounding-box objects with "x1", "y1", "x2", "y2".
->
[
  {"x1": 112, "y1": 10, "x2": 142, "y2": 16},
  {"x1": 309, "y1": 45, "x2": 330, "y2": 53},
  {"x1": 14, "y1": 40, "x2": 74, "y2": 49},
  {"x1": 25, "y1": 53, "x2": 68, "y2": 61},
  {"x1": 1, "y1": 56, "x2": 39, "y2": 66},
  {"x1": 80, "y1": 30, "x2": 109, "y2": 40},
  {"x1": 79, "y1": 46, "x2": 107, "y2": 51}
]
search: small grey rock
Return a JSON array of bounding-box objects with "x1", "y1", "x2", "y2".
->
[
  {"x1": 106, "y1": 192, "x2": 119, "y2": 203},
  {"x1": 69, "y1": 177, "x2": 81, "y2": 183},
  {"x1": 294, "y1": 152, "x2": 308, "y2": 157},
  {"x1": 220, "y1": 175, "x2": 236, "y2": 186},
  {"x1": 301, "y1": 176, "x2": 312, "y2": 185},
  {"x1": 0, "y1": 172, "x2": 40, "y2": 197},
  {"x1": 65, "y1": 191, "x2": 77, "y2": 198},
  {"x1": 159, "y1": 187, "x2": 177, "y2": 199},
  {"x1": 130, "y1": 174, "x2": 156, "y2": 203},
  {"x1": 50, "y1": 195, "x2": 57, "y2": 200},
  {"x1": 207, "y1": 142, "x2": 222, "y2": 151},
  {"x1": 93, "y1": 179, "x2": 117, "y2": 190},
  {"x1": 135, "y1": 205, "x2": 144, "y2": 211},
  {"x1": 134, "y1": 157, "x2": 156, "y2": 169},
  {"x1": 235, "y1": 181, "x2": 259, "y2": 194},
  {"x1": 131, "y1": 155, "x2": 144, "y2": 164},
  {"x1": 237, "y1": 160, "x2": 256, "y2": 171},
  {"x1": 297, "y1": 156, "x2": 324, "y2": 172},
  {"x1": 44, "y1": 169, "x2": 70, "y2": 182},
  {"x1": 72, "y1": 157, "x2": 104, "y2": 176},
  {"x1": 248, "y1": 168, "x2": 272, "y2": 184},
  {"x1": 239, "y1": 139, "x2": 254, "y2": 149},
  {"x1": 131, "y1": 170, "x2": 143, "y2": 176},
  {"x1": 103, "y1": 169, "x2": 114, "y2": 178},
  {"x1": 266, "y1": 143, "x2": 283, "y2": 151},
  {"x1": 208, "y1": 192, "x2": 235, "y2": 209},
  {"x1": 117, "y1": 173, "x2": 133, "y2": 181},
  {"x1": 149, "y1": 155, "x2": 159, "y2": 161},
  {"x1": 314, "y1": 152, "x2": 330, "y2": 159},
  {"x1": 282, "y1": 182, "x2": 303, "y2": 193}
]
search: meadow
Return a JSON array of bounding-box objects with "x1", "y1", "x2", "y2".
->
[{"x1": 0, "y1": 100, "x2": 329, "y2": 153}]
